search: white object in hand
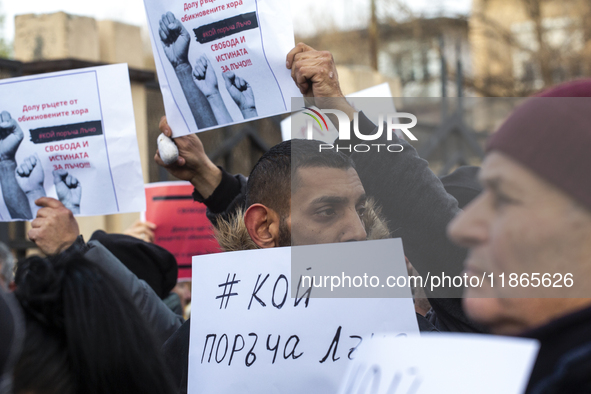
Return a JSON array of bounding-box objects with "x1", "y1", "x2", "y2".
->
[{"x1": 157, "y1": 133, "x2": 179, "y2": 165}]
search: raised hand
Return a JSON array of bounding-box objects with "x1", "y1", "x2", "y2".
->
[
  {"x1": 161, "y1": 16, "x2": 218, "y2": 128},
  {"x1": 286, "y1": 42, "x2": 343, "y2": 98},
  {"x1": 286, "y1": 42, "x2": 355, "y2": 120},
  {"x1": 222, "y1": 71, "x2": 257, "y2": 118},
  {"x1": 28, "y1": 197, "x2": 80, "y2": 256},
  {"x1": 193, "y1": 56, "x2": 233, "y2": 124},
  {"x1": 124, "y1": 220, "x2": 157, "y2": 243},
  {"x1": 159, "y1": 12, "x2": 190, "y2": 69},
  {"x1": 154, "y1": 116, "x2": 221, "y2": 198},
  {"x1": 193, "y1": 55, "x2": 220, "y2": 98},
  {"x1": 53, "y1": 170, "x2": 81, "y2": 214},
  {"x1": 15, "y1": 154, "x2": 45, "y2": 195},
  {"x1": 0, "y1": 111, "x2": 24, "y2": 162}
]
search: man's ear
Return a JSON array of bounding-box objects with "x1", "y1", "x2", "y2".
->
[{"x1": 244, "y1": 204, "x2": 282, "y2": 248}]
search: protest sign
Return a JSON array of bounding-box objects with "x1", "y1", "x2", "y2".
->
[
  {"x1": 143, "y1": 0, "x2": 301, "y2": 137},
  {"x1": 339, "y1": 334, "x2": 540, "y2": 394},
  {"x1": 144, "y1": 181, "x2": 220, "y2": 280},
  {"x1": 282, "y1": 82, "x2": 402, "y2": 142},
  {"x1": 189, "y1": 240, "x2": 419, "y2": 394},
  {"x1": 0, "y1": 64, "x2": 145, "y2": 221}
]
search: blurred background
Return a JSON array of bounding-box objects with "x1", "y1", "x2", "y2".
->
[{"x1": 0, "y1": 0, "x2": 589, "y2": 256}]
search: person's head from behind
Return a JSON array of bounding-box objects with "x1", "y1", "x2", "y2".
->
[
  {"x1": 447, "y1": 81, "x2": 591, "y2": 335},
  {"x1": 11, "y1": 246, "x2": 174, "y2": 394},
  {"x1": 244, "y1": 139, "x2": 367, "y2": 247}
]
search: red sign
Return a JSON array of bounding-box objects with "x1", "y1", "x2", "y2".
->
[{"x1": 144, "y1": 181, "x2": 220, "y2": 280}]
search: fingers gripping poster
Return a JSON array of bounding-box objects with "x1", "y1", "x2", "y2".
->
[
  {"x1": 143, "y1": 0, "x2": 301, "y2": 137},
  {"x1": 0, "y1": 64, "x2": 145, "y2": 221}
]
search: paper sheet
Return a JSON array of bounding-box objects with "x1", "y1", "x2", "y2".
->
[
  {"x1": 144, "y1": 181, "x2": 220, "y2": 280},
  {"x1": 144, "y1": 0, "x2": 301, "y2": 137},
  {"x1": 339, "y1": 333, "x2": 540, "y2": 394},
  {"x1": 189, "y1": 240, "x2": 419, "y2": 394},
  {"x1": 0, "y1": 64, "x2": 145, "y2": 221}
]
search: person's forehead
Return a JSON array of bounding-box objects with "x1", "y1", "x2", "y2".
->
[
  {"x1": 293, "y1": 166, "x2": 365, "y2": 199},
  {"x1": 481, "y1": 151, "x2": 582, "y2": 209},
  {"x1": 480, "y1": 152, "x2": 537, "y2": 194}
]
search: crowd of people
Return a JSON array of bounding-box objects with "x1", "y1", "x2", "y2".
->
[{"x1": 1, "y1": 42, "x2": 591, "y2": 394}]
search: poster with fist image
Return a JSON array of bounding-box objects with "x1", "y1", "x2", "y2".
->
[
  {"x1": 0, "y1": 64, "x2": 145, "y2": 221},
  {"x1": 143, "y1": 0, "x2": 301, "y2": 137}
]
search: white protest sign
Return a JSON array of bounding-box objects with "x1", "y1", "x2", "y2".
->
[
  {"x1": 282, "y1": 82, "x2": 402, "y2": 142},
  {"x1": 0, "y1": 64, "x2": 145, "y2": 221},
  {"x1": 189, "y1": 240, "x2": 419, "y2": 394},
  {"x1": 144, "y1": 0, "x2": 301, "y2": 137},
  {"x1": 347, "y1": 82, "x2": 394, "y2": 99},
  {"x1": 339, "y1": 334, "x2": 540, "y2": 394}
]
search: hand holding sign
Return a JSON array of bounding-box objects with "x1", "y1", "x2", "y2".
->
[
  {"x1": 154, "y1": 117, "x2": 221, "y2": 199},
  {"x1": 53, "y1": 170, "x2": 81, "y2": 214},
  {"x1": 286, "y1": 43, "x2": 342, "y2": 98},
  {"x1": 223, "y1": 71, "x2": 257, "y2": 119},
  {"x1": 286, "y1": 44, "x2": 354, "y2": 120},
  {"x1": 0, "y1": 111, "x2": 23, "y2": 162},
  {"x1": 28, "y1": 197, "x2": 80, "y2": 256},
  {"x1": 159, "y1": 12, "x2": 190, "y2": 69}
]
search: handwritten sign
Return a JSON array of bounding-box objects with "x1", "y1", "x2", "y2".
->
[
  {"x1": 340, "y1": 334, "x2": 540, "y2": 394},
  {"x1": 189, "y1": 240, "x2": 419, "y2": 394},
  {"x1": 144, "y1": 181, "x2": 220, "y2": 280},
  {"x1": 0, "y1": 64, "x2": 145, "y2": 221},
  {"x1": 143, "y1": 0, "x2": 301, "y2": 136}
]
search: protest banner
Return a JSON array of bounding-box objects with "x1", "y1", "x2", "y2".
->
[
  {"x1": 144, "y1": 181, "x2": 220, "y2": 280},
  {"x1": 143, "y1": 0, "x2": 301, "y2": 137},
  {"x1": 189, "y1": 239, "x2": 419, "y2": 394},
  {"x1": 339, "y1": 334, "x2": 540, "y2": 394},
  {"x1": 282, "y1": 82, "x2": 403, "y2": 142},
  {"x1": 0, "y1": 64, "x2": 145, "y2": 221}
]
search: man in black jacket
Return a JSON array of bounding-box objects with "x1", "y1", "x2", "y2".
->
[
  {"x1": 158, "y1": 133, "x2": 445, "y2": 393},
  {"x1": 156, "y1": 43, "x2": 484, "y2": 393},
  {"x1": 156, "y1": 43, "x2": 480, "y2": 333}
]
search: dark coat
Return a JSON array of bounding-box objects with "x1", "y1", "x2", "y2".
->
[{"x1": 523, "y1": 305, "x2": 591, "y2": 394}]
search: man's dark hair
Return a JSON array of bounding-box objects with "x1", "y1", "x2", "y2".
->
[{"x1": 245, "y1": 139, "x2": 355, "y2": 216}]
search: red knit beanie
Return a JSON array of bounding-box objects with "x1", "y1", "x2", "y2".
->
[{"x1": 486, "y1": 79, "x2": 591, "y2": 210}]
